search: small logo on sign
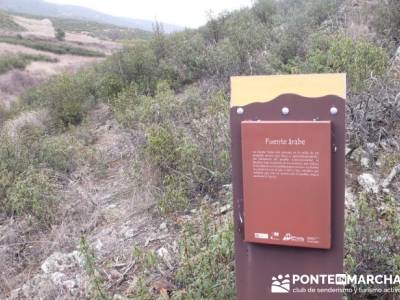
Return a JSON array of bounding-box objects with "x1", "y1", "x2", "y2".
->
[
  {"x1": 270, "y1": 231, "x2": 280, "y2": 240},
  {"x1": 271, "y1": 274, "x2": 290, "y2": 293},
  {"x1": 306, "y1": 236, "x2": 321, "y2": 244},
  {"x1": 255, "y1": 233, "x2": 269, "y2": 239},
  {"x1": 283, "y1": 233, "x2": 304, "y2": 242}
]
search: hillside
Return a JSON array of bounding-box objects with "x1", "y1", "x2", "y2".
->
[
  {"x1": 0, "y1": 0, "x2": 183, "y2": 33},
  {"x1": 0, "y1": 11, "x2": 120, "y2": 110},
  {"x1": 0, "y1": 0, "x2": 400, "y2": 299}
]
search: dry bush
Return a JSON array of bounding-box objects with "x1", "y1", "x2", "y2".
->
[
  {"x1": 0, "y1": 69, "x2": 44, "y2": 95},
  {"x1": 347, "y1": 75, "x2": 400, "y2": 149}
]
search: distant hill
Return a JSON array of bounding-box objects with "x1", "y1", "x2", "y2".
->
[{"x1": 0, "y1": 0, "x2": 183, "y2": 33}]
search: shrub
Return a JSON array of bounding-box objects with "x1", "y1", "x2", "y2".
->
[
  {"x1": 144, "y1": 125, "x2": 182, "y2": 175},
  {"x1": 25, "y1": 73, "x2": 96, "y2": 128},
  {"x1": 173, "y1": 207, "x2": 234, "y2": 299},
  {"x1": 0, "y1": 54, "x2": 58, "y2": 75},
  {"x1": 158, "y1": 174, "x2": 190, "y2": 216},
  {"x1": 223, "y1": 9, "x2": 269, "y2": 75},
  {"x1": 94, "y1": 73, "x2": 125, "y2": 102},
  {"x1": 346, "y1": 75, "x2": 400, "y2": 148},
  {"x1": 109, "y1": 81, "x2": 182, "y2": 128},
  {"x1": 151, "y1": 22, "x2": 167, "y2": 62},
  {"x1": 0, "y1": 125, "x2": 73, "y2": 226},
  {"x1": 252, "y1": 0, "x2": 278, "y2": 26},
  {"x1": 303, "y1": 35, "x2": 389, "y2": 91},
  {"x1": 132, "y1": 89, "x2": 231, "y2": 215},
  {"x1": 38, "y1": 135, "x2": 81, "y2": 173},
  {"x1": 113, "y1": 42, "x2": 159, "y2": 94},
  {"x1": 55, "y1": 28, "x2": 66, "y2": 41},
  {"x1": 0, "y1": 36, "x2": 104, "y2": 57},
  {"x1": 373, "y1": 0, "x2": 400, "y2": 45},
  {"x1": 205, "y1": 37, "x2": 242, "y2": 79},
  {"x1": 0, "y1": 105, "x2": 7, "y2": 126},
  {"x1": 345, "y1": 193, "x2": 400, "y2": 296},
  {"x1": 165, "y1": 30, "x2": 207, "y2": 84},
  {"x1": 5, "y1": 167, "x2": 58, "y2": 226},
  {"x1": 140, "y1": 124, "x2": 203, "y2": 215},
  {"x1": 0, "y1": 11, "x2": 24, "y2": 31},
  {"x1": 304, "y1": 0, "x2": 343, "y2": 27},
  {"x1": 80, "y1": 236, "x2": 111, "y2": 300},
  {"x1": 0, "y1": 126, "x2": 43, "y2": 201},
  {"x1": 265, "y1": 0, "x2": 343, "y2": 71},
  {"x1": 129, "y1": 205, "x2": 234, "y2": 299},
  {"x1": 190, "y1": 92, "x2": 231, "y2": 196},
  {"x1": 130, "y1": 247, "x2": 162, "y2": 299}
]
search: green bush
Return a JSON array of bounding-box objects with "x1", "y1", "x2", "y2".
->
[
  {"x1": 0, "y1": 11, "x2": 24, "y2": 31},
  {"x1": 0, "y1": 54, "x2": 58, "y2": 75},
  {"x1": 190, "y1": 92, "x2": 231, "y2": 196},
  {"x1": 24, "y1": 73, "x2": 96, "y2": 128},
  {"x1": 0, "y1": 36, "x2": 104, "y2": 57},
  {"x1": 0, "y1": 105, "x2": 8, "y2": 127},
  {"x1": 130, "y1": 247, "x2": 162, "y2": 299},
  {"x1": 223, "y1": 9, "x2": 269, "y2": 75},
  {"x1": 144, "y1": 125, "x2": 183, "y2": 174},
  {"x1": 109, "y1": 81, "x2": 183, "y2": 128},
  {"x1": 107, "y1": 83, "x2": 139, "y2": 126},
  {"x1": 252, "y1": 0, "x2": 278, "y2": 25},
  {"x1": 304, "y1": 0, "x2": 343, "y2": 27},
  {"x1": 158, "y1": 175, "x2": 190, "y2": 216},
  {"x1": 131, "y1": 89, "x2": 230, "y2": 216},
  {"x1": 303, "y1": 35, "x2": 389, "y2": 91},
  {"x1": 0, "y1": 112, "x2": 87, "y2": 227},
  {"x1": 80, "y1": 236, "x2": 111, "y2": 300},
  {"x1": 113, "y1": 42, "x2": 159, "y2": 95},
  {"x1": 345, "y1": 194, "x2": 400, "y2": 295},
  {"x1": 0, "y1": 125, "x2": 77, "y2": 225},
  {"x1": 165, "y1": 30, "x2": 207, "y2": 84},
  {"x1": 94, "y1": 73, "x2": 125, "y2": 101},
  {"x1": 39, "y1": 135, "x2": 81, "y2": 173},
  {"x1": 129, "y1": 205, "x2": 234, "y2": 299},
  {"x1": 0, "y1": 126, "x2": 43, "y2": 200},
  {"x1": 173, "y1": 208, "x2": 234, "y2": 299},
  {"x1": 5, "y1": 167, "x2": 58, "y2": 226},
  {"x1": 140, "y1": 124, "x2": 203, "y2": 215},
  {"x1": 55, "y1": 28, "x2": 66, "y2": 41}
]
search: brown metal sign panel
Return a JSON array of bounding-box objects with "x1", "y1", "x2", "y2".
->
[
  {"x1": 230, "y1": 74, "x2": 346, "y2": 300},
  {"x1": 241, "y1": 121, "x2": 331, "y2": 249}
]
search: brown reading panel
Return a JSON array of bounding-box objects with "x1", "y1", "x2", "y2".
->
[{"x1": 241, "y1": 121, "x2": 331, "y2": 249}]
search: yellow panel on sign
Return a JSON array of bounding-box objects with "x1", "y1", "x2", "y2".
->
[{"x1": 231, "y1": 73, "x2": 346, "y2": 107}]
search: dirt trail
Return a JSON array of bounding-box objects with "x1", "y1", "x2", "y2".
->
[{"x1": 1, "y1": 104, "x2": 166, "y2": 299}]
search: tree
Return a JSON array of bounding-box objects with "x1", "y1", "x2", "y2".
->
[
  {"x1": 252, "y1": 0, "x2": 278, "y2": 26},
  {"x1": 55, "y1": 28, "x2": 65, "y2": 41},
  {"x1": 151, "y1": 21, "x2": 167, "y2": 62}
]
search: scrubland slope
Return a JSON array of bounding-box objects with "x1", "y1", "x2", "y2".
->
[{"x1": 1, "y1": 1, "x2": 400, "y2": 299}]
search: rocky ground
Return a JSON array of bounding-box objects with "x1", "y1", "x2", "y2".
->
[{"x1": 1, "y1": 104, "x2": 170, "y2": 299}]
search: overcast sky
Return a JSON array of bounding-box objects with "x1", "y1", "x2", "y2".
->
[{"x1": 45, "y1": 0, "x2": 253, "y2": 28}]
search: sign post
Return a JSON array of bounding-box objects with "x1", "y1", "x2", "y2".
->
[{"x1": 230, "y1": 74, "x2": 346, "y2": 299}]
